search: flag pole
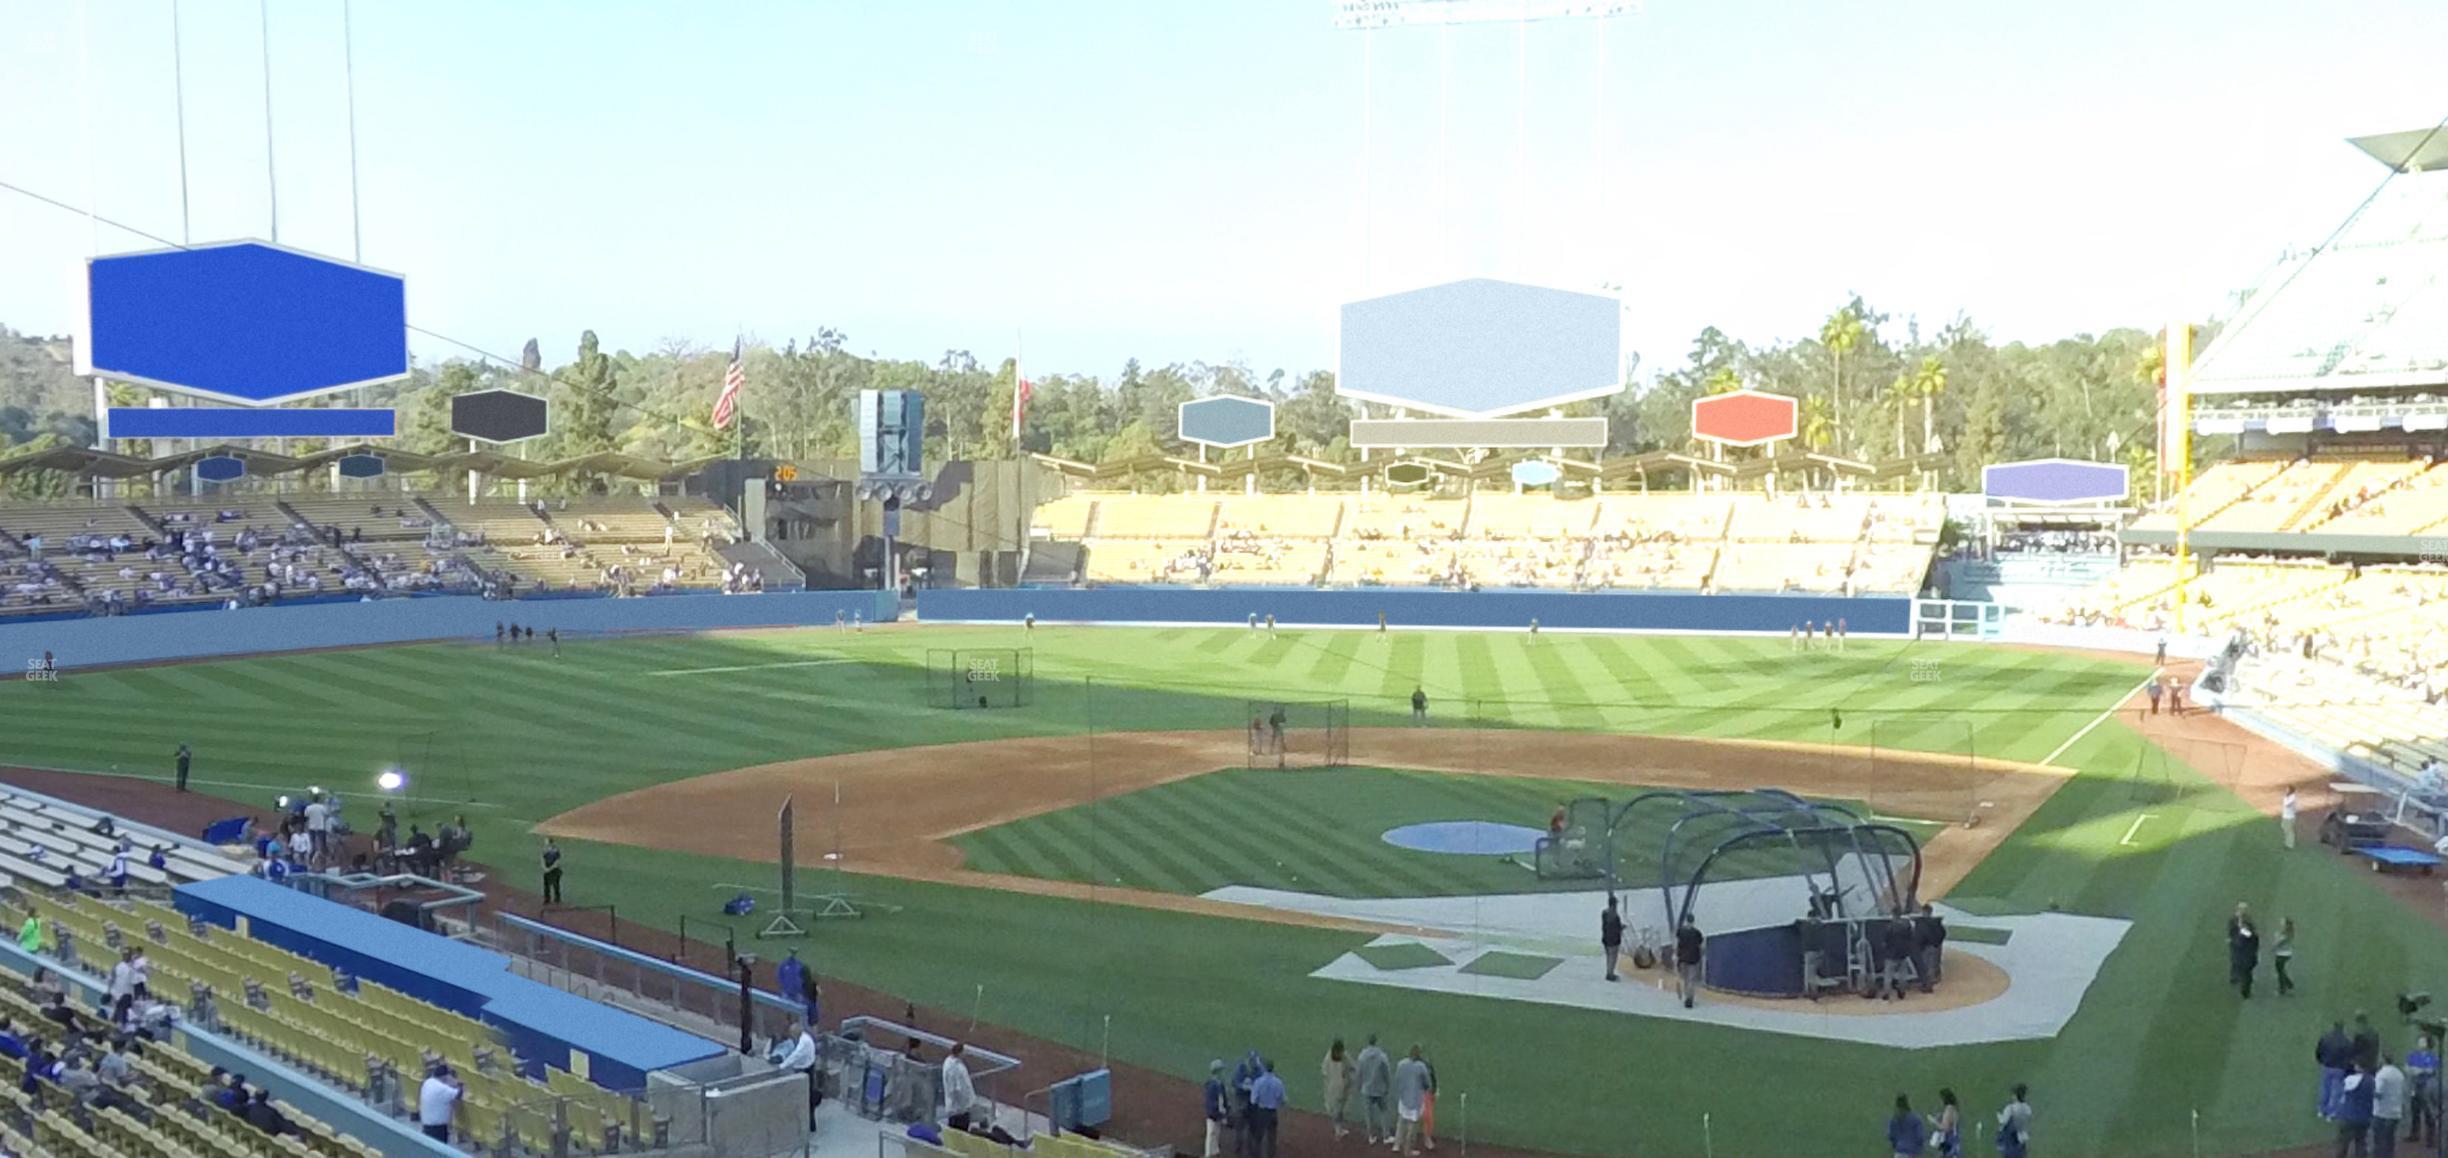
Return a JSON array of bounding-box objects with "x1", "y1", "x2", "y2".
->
[{"x1": 1011, "y1": 329, "x2": 1025, "y2": 444}]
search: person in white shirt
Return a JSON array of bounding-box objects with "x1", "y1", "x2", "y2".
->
[
  {"x1": 941, "y1": 1042, "x2": 978, "y2": 1131},
  {"x1": 2375, "y1": 1054, "x2": 2409, "y2": 1146},
  {"x1": 777, "y1": 1021, "x2": 820, "y2": 1130},
  {"x1": 288, "y1": 829, "x2": 313, "y2": 868},
  {"x1": 2281, "y1": 787, "x2": 2299, "y2": 850},
  {"x1": 303, "y1": 797, "x2": 331, "y2": 860},
  {"x1": 107, "y1": 949, "x2": 138, "y2": 1005},
  {"x1": 417, "y1": 1067, "x2": 463, "y2": 1143}
]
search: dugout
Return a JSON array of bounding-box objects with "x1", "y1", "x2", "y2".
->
[{"x1": 926, "y1": 648, "x2": 1034, "y2": 709}]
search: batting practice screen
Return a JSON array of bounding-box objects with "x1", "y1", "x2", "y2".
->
[
  {"x1": 1245, "y1": 698, "x2": 1350, "y2": 768},
  {"x1": 926, "y1": 648, "x2": 1034, "y2": 709}
]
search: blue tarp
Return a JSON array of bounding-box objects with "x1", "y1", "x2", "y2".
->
[{"x1": 177, "y1": 876, "x2": 724, "y2": 1089}]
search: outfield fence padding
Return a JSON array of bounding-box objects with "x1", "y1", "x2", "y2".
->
[{"x1": 918, "y1": 587, "x2": 1914, "y2": 634}]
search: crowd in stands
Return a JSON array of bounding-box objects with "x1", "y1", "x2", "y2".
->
[
  {"x1": 0, "y1": 493, "x2": 756, "y2": 616},
  {"x1": 1040, "y1": 489, "x2": 1940, "y2": 595}
]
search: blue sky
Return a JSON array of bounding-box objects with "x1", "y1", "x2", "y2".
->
[{"x1": 1, "y1": 0, "x2": 2442, "y2": 382}]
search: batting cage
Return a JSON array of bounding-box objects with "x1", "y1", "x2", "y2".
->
[
  {"x1": 1574, "y1": 789, "x2": 1926, "y2": 998},
  {"x1": 1244, "y1": 698, "x2": 1350, "y2": 768},
  {"x1": 2130, "y1": 735, "x2": 2247, "y2": 804},
  {"x1": 926, "y1": 648, "x2": 1034, "y2": 710}
]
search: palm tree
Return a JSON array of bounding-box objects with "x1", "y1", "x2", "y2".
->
[
  {"x1": 1884, "y1": 374, "x2": 1914, "y2": 460},
  {"x1": 1799, "y1": 393, "x2": 1835, "y2": 453},
  {"x1": 1702, "y1": 367, "x2": 1744, "y2": 395},
  {"x1": 1913, "y1": 355, "x2": 1948, "y2": 455},
  {"x1": 1819, "y1": 306, "x2": 1865, "y2": 455}
]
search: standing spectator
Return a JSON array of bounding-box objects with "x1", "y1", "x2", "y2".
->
[
  {"x1": 1929, "y1": 1088, "x2": 1962, "y2": 1158},
  {"x1": 303, "y1": 795, "x2": 330, "y2": 861},
  {"x1": 2170, "y1": 676, "x2": 2187, "y2": 716},
  {"x1": 798, "y1": 968, "x2": 822, "y2": 1029},
  {"x1": 2274, "y1": 918, "x2": 2297, "y2": 996},
  {"x1": 1392, "y1": 1046, "x2": 1431, "y2": 1157},
  {"x1": 1320, "y1": 1040, "x2": 1354, "y2": 1140},
  {"x1": 2146, "y1": 678, "x2": 2164, "y2": 715},
  {"x1": 1410, "y1": 687, "x2": 1427, "y2": 724},
  {"x1": 417, "y1": 1066, "x2": 463, "y2": 1144},
  {"x1": 940, "y1": 1042, "x2": 977, "y2": 1132},
  {"x1": 2340, "y1": 1061, "x2": 2378, "y2": 1156},
  {"x1": 1886, "y1": 1094, "x2": 1928, "y2": 1158},
  {"x1": 14, "y1": 913, "x2": 35, "y2": 955},
  {"x1": 2228, "y1": 903, "x2": 2260, "y2": 999},
  {"x1": 2322, "y1": 1021, "x2": 2357, "y2": 1120},
  {"x1": 104, "y1": 846, "x2": 128, "y2": 896},
  {"x1": 173, "y1": 744, "x2": 191, "y2": 793},
  {"x1": 1202, "y1": 1060, "x2": 1229, "y2": 1158},
  {"x1": 1247, "y1": 1058, "x2": 1284, "y2": 1158},
  {"x1": 1420, "y1": 1052, "x2": 1439, "y2": 1150},
  {"x1": 2283, "y1": 787, "x2": 2301, "y2": 850},
  {"x1": 541, "y1": 839, "x2": 563, "y2": 905},
  {"x1": 1600, "y1": 895, "x2": 1625, "y2": 981},
  {"x1": 1995, "y1": 1084, "x2": 2033, "y2": 1158},
  {"x1": 777, "y1": 1020, "x2": 820, "y2": 1130},
  {"x1": 1675, "y1": 912, "x2": 1705, "y2": 1009},
  {"x1": 107, "y1": 949, "x2": 139, "y2": 1006},
  {"x1": 2358, "y1": 1012, "x2": 2385, "y2": 1071},
  {"x1": 1231, "y1": 1051, "x2": 1262, "y2": 1157},
  {"x1": 1916, "y1": 903, "x2": 1947, "y2": 990},
  {"x1": 2375, "y1": 1053, "x2": 2407, "y2": 1157},
  {"x1": 2157, "y1": 636, "x2": 2169, "y2": 666},
  {"x1": 1355, "y1": 1035, "x2": 1393, "y2": 1146},
  {"x1": 2408, "y1": 1034, "x2": 2440, "y2": 1147}
]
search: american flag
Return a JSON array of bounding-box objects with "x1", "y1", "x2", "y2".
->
[{"x1": 713, "y1": 340, "x2": 745, "y2": 429}]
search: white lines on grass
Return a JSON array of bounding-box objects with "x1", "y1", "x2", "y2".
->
[
  {"x1": 646, "y1": 659, "x2": 852, "y2": 677},
  {"x1": 2040, "y1": 675, "x2": 2158, "y2": 768},
  {"x1": 2119, "y1": 814, "x2": 2153, "y2": 846}
]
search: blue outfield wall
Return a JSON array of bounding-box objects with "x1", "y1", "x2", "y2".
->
[
  {"x1": 918, "y1": 586, "x2": 1914, "y2": 634},
  {"x1": 0, "y1": 589, "x2": 898, "y2": 671}
]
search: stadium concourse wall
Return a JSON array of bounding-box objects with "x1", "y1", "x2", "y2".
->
[
  {"x1": 916, "y1": 586, "x2": 1915, "y2": 634},
  {"x1": 0, "y1": 589, "x2": 898, "y2": 672}
]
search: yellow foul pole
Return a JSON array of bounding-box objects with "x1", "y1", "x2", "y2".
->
[{"x1": 2167, "y1": 322, "x2": 2194, "y2": 635}]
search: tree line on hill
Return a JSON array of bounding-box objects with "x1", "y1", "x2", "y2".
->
[{"x1": 0, "y1": 298, "x2": 2172, "y2": 496}]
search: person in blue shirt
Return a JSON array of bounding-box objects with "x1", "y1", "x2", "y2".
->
[
  {"x1": 1246, "y1": 1059, "x2": 1286, "y2": 1158},
  {"x1": 2338, "y1": 1060, "x2": 2377, "y2": 1154},
  {"x1": 0, "y1": 1020, "x2": 27, "y2": 1061},
  {"x1": 1886, "y1": 1093, "x2": 1928, "y2": 1158},
  {"x1": 145, "y1": 847, "x2": 168, "y2": 873},
  {"x1": 2410, "y1": 1034, "x2": 2441, "y2": 1146},
  {"x1": 775, "y1": 950, "x2": 806, "y2": 1017}
]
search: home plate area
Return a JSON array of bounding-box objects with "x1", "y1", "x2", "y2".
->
[{"x1": 1205, "y1": 877, "x2": 2130, "y2": 1049}]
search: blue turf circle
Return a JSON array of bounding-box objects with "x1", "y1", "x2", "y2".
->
[{"x1": 1381, "y1": 821, "x2": 1547, "y2": 856}]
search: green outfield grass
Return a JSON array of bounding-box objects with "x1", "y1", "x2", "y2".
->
[
  {"x1": 950, "y1": 764, "x2": 1945, "y2": 898},
  {"x1": 0, "y1": 625, "x2": 2435, "y2": 1156}
]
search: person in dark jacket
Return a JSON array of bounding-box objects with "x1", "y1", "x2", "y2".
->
[
  {"x1": 1201, "y1": 1061, "x2": 1229, "y2": 1158},
  {"x1": 1916, "y1": 903, "x2": 1947, "y2": 991},
  {"x1": 1887, "y1": 1093, "x2": 1928, "y2": 1157},
  {"x1": 2321, "y1": 1021, "x2": 2356, "y2": 1120},
  {"x1": 2339, "y1": 1060, "x2": 2378, "y2": 1154},
  {"x1": 2227, "y1": 902, "x2": 2260, "y2": 998},
  {"x1": 1600, "y1": 895, "x2": 1625, "y2": 981},
  {"x1": 2355, "y1": 1011, "x2": 2384, "y2": 1070},
  {"x1": 245, "y1": 1088, "x2": 293, "y2": 1137},
  {"x1": 1882, "y1": 917, "x2": 1920, "y2": 1000}
]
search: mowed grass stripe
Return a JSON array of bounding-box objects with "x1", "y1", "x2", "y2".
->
[
  {"x1": 1081, "y1": 788, "x2": 1261, "y2": 894},
  {"x1": 1160, "y1": 774, "x2": 1400, "y2": 896}
]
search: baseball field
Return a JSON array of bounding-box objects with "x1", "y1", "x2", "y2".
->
[{"x1": 0, "y1": 623, "x2": 2437, "y2": 1156}]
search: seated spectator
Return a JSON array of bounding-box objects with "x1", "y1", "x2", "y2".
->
[
  {"x1": 0, "y1": 1019, "x2": 26, "y2": 1060},
  {"x1": 245, "y1": 1087, "x2": 293, "y2": 1136},
  {"x1": 54, "y1": 1055, "x2": 99, "y2": 1105},
  {"x1": 214, "y1": 1071, "x2": 249, "y2": 1112}
]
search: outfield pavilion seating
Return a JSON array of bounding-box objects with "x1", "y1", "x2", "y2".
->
[
  {"x1": 1582, "y1": 495, "x2": 1727, "y2": 591},
  {"x1": 2303, "y1": 458, "x2": 2448, "y2": 535},
  {"x1": 272, "y1": 497, "x2": 458, "y2": 592},
  {"x1": 554, "y1": 498, "x2": 732, "y2": 588},
  {"x1": 2127, "y1": 459, "x2": 2291, "y2": 533},
  {"x1": 2032, "y1": 554, "x2": 2195, "y2": 629},
  {"x1": 1043, "y1": 488, "x2": 1940, "y2": 594}
]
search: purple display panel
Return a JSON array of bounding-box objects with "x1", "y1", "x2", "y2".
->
[{"x1": 1983, "y1": 458, "x2": 2129, "y2": 504}]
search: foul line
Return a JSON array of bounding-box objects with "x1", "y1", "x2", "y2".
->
[
  {"x1": 2120, "y1": 814, "x2": 2154, "y2": 846},
  {"x1": 2039, "y1": 675, "x2": 2159, "y2": 768},
  {"x1": 647, "y1": 659, "x2": 851, "y2": 677}
]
